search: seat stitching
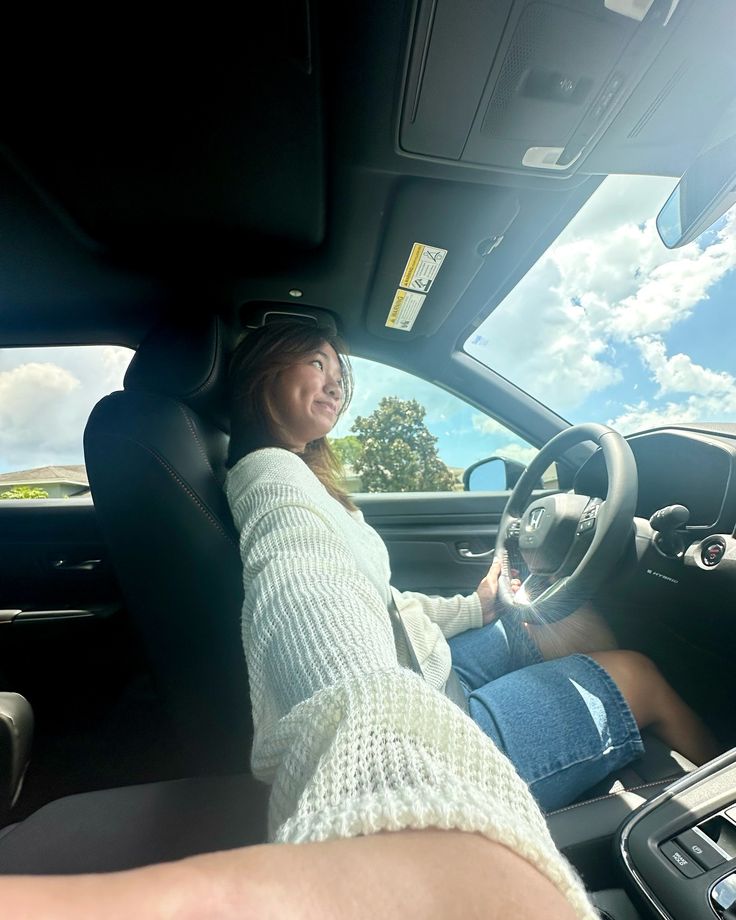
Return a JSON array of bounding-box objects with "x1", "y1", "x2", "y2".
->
[
  {"x1": 545, "y1": 778, "x2": 676, "y2": 817},
  {"x1": 177, "y1": 404, "x2": 218, "y2": 480},
  {"x1": 90, "y1": 432, "x2": 237, "y2": 546},
  {"x1": 120, "y1": 392, "x2": 222, "y2": 484}
]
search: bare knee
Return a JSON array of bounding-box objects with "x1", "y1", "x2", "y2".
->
[
  {"x1": 527, "y1": 606, "x2": 618, "y2": 661},
  {"x1": 587, "y1": 649, "x2": 665, "y2": 728}
]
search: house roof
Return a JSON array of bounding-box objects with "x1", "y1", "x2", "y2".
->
[{"x1": 0, "y1": 464, "x2": 89, "y2": 485}]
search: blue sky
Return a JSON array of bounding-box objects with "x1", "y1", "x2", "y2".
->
[{"x1": 2, "y1": 175, "x2": 735, "y2": 476}]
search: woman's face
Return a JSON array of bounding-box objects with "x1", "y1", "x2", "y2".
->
[{"x1": 267, "y1": 342, "x2": 344, "y2": 451}]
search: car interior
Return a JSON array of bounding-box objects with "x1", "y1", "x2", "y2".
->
[{"x1": 0, "y1": 2, "x2": 735, "y2": 917}]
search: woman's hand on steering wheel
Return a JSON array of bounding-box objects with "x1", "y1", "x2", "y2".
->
[{"x1": 477, "y1": 560, "x2": 521, "y2": 625}]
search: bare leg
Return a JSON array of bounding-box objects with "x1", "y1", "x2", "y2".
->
[
  {"x1": 588, "y1": 650, "x2": 720, "y2": 766},
  {"x1": 525, "y1": 603, "x2": 618, "y2": 661}
]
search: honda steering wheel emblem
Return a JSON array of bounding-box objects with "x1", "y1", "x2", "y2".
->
[{"x1": 527, "y1": 508, "x2": 545, "y2": 531}]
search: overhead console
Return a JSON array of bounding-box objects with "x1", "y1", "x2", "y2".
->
[{"x1": 399, "y1": 0, "x2": 736, "y2": 179}]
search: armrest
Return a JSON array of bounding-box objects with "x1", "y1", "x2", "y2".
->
[{"x1": 0, "y1": 693, "x2": 34, "y2": 817}]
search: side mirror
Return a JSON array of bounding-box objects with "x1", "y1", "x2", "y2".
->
[
  {"x1": 656, "y1": 130, "x2": 736, "y2": 249},
  {"x1": 463, "y1": 456, "x2": 533, "y2": 492}
]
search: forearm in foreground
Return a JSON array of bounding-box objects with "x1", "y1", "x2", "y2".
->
[{"x1": 0, "y1": 829, "x2": 582, "y2": 920}]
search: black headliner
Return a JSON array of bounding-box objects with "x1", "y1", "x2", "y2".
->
[{"x1": 1, "y1": 0, "x2": 733, "y2": 367}]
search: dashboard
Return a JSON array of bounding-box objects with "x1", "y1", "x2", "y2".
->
[
  {"x1": 572, "y1": 428, "x2": 736, "y2": 919},
  {"x1": 574, "y1": 428, "x2": 736, "y2": 533}
]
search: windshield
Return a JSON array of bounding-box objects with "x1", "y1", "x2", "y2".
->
[{"x1": 464, "y1": 175, "x2": 736, "y2": 433}]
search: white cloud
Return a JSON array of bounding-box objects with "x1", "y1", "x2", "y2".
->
[
  {"x1": 0, "y1": 363, "x2": 82, "y2": 466},
  {"x1": 100, "y1": 346, "x2": 133, "y2": 390},
  {"x1": 468, "y1": 176, "x2": 736, "y2": 418},
  {"x1": 467, "y1": 257, "x2": 623, "y2": 409},
  {"x1": 607, "y1": 213, "x2": 736, "y2": 339},
  {"x1": 0, "y1": 346, "x2": 134, "y2": 472},
  {"x1": 636, "y1": 337, "x2": 736, "y2": 397},
  {"x1": 471, "y1": 414, "x2": 509, "y2": 436},
  {"x1": 608, "y1": 399, "x2": 696, "y2": 434},
  {"x1": 469, "y1": 414, "x2": 538, "y2": 465},
  {"x1": 492, "y1": 442, "x2": 538, "y2": 466},
  {"x1": 609, "y1": 390, "x2": 736, "y2": 434}
]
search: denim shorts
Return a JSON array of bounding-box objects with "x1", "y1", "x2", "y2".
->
[{"x1": 448, "y1": 617, "x2": 644, "y2": 812}]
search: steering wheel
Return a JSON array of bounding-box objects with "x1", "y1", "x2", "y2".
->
[{"x1": 494, "y1": 423, "x2": 638, "y2": 624}]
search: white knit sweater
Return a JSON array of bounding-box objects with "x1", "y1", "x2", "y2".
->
[{"x1": 225, "y1": 448, "x2": 596, "y2": 919}]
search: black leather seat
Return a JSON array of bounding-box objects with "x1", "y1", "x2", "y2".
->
[
  {"x1": 0, "y1": 774, "x2": 269, "y2": 874},
  {"x1": 83, "y1": 315, "x2": 251, "y2": 774},
  {"x1": 0, "y1": 736, "x2": 691, "y2": 878}
]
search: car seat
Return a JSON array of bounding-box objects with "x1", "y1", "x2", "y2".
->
[{"x1": 83, "y1": 314, "x2": 251, "y2": 775}]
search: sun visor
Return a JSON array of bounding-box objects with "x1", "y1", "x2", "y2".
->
[
  {"x1": 365, "y1": 181, "x2": 519, "y2": 340},
  {"x1": 400, "y1": 0, "x2": 683, "y2": 177}
]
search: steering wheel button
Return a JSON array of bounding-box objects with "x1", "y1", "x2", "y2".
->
[
  {"x1": 579, "y1": 518, "x2": 595, "y2": 532},
  {"x1": 660, "y1": 840, "x2": 703, "y2": 877}
]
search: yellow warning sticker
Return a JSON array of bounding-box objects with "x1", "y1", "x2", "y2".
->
[
  {"x1": 399, "y1": 242, "x2": 447, "y2": 293},
  {"x1": 385, "y1": 289, "x2": 426, "y2": 332}
]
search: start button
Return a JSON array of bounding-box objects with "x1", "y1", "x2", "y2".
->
[{"x1": 701, "y1": 539, "x2": 726, "y2": 568}]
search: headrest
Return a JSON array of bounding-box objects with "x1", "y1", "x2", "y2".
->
[{"x1": 124, "y1": 315, "x2": 237, "y2": 431}]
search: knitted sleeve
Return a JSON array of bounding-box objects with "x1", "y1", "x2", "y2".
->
[
  {"x1": 393, "y1": 588, "x2": 483, "y2": 638},
  {"x1": 226, "y1": 463, "x2": 596, "y2": 920}
]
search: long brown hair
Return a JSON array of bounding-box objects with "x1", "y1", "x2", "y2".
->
[{"x1": 227, "y1": 320, "x2": 356, "y2": 510}]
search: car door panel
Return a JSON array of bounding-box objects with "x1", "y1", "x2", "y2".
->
[
  {"x1": 0, "y1": 499, "x2": 132, "y2": 699},
  {"x1": 0, "y1": 500, "x2": 119, "y2": 615},
  {"x1": 356, "y1": 491, "x2": 508, "y2": 595}
]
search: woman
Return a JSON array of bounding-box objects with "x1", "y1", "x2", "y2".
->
[
  {"x1": 0, "y1": 326, "x2": 592, "y2": 920},
  {"x1": 223, "y1": 316, "x2": 599, "y2": 918},
  {"x1": 226, "y1": 319, "x2": 718, "y2": 810},
  {"x1": 1, "y1": 320, "x2": 713, "y2": 920}
]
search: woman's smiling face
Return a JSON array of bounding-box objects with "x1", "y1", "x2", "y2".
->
[{"x1": 267, "y1": 341, "x2": 344, "y2": 451}]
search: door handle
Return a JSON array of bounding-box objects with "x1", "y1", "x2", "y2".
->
[{"x1": 456, "y1": 544, "x2": 494, "y2": 561}]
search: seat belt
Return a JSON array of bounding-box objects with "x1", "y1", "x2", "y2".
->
[{"x1": 387, "y1": 594, "x2": 469, "y2": 714}]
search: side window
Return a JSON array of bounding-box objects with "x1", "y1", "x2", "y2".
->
[
  {"x1": 329, "y1": 356, "x2": 539, "y2": 494},
  {"x1": 0, "y1": 345, "x2": 134, "y2": 500}
]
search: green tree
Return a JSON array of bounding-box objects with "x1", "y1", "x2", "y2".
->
[
  {"x1": 330, "y1": 435, "x2": 364, "y2": 467},
  {"x1": 351, "y1": 397, "x2": 457, "y2": 492},
  {"x1": 0, "y1": 485, "x2": 50, "y2": 500}
]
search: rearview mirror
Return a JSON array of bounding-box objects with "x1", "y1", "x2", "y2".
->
[{"x1": 656, "y1": 131, "x2": 736, "y2": 249}]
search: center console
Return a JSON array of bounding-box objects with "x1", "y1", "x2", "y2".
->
[{"x1": 618, "y1": 748, "x2": 736, "y2": 918}]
